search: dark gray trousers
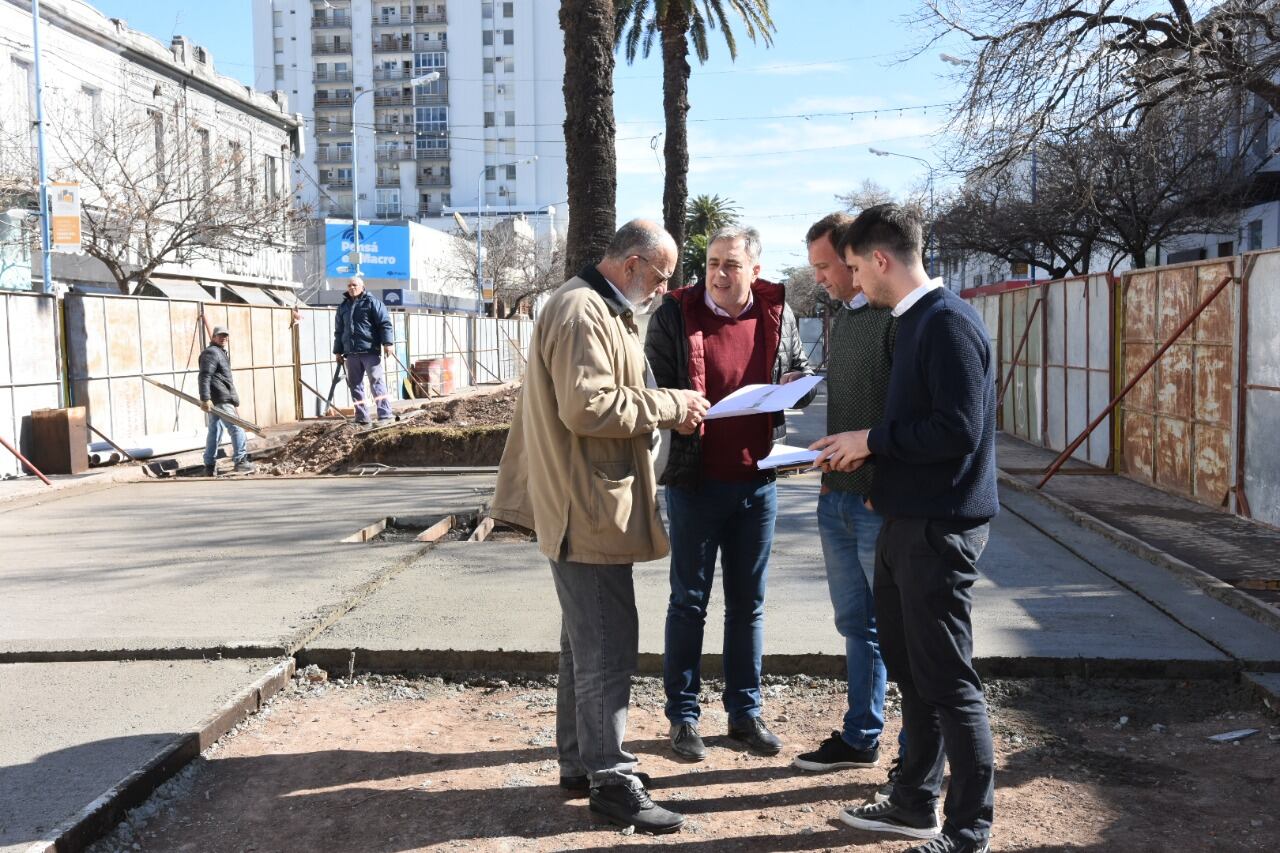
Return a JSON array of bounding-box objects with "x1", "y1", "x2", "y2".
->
[
  {"x1": 874, "y1": 516, "x2": 994, "y2": 846},
  {"x1": 549, "y1": 557, "x2": 642, "y2": 789}
]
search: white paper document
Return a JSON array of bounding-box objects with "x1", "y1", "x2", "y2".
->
[
  {"x1": 705, "y1": 374, "x2": 824, "y2": 420},
  {"x1": 756, "y1": 443, "x2": 820, "y2": 471}
]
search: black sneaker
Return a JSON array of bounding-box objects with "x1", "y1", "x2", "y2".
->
[
  {"x1": 233, "y1": 459, "x2": 256, "y2": 474},
  {"x1": 906, "y1": 833, "x2": 990, "y2": 853},
  {"x1": 727, "y1": 716, "x2": 783, "y2": 756},
  {"x1": 202, "y1": 465, "x2": 217, "y2": 477},
  {"x1": 589, "y1": 783, "x2": 684, "y2": 834},
  {"x1": 793, "y1": 731, "x2": 880, "y2": 772},
  {"x1": 873, "y1": 755, "x2": 902, "y2": 803},
  {"x1": 669, "y1": 722, "x2": 707, "y2": 760},
  {"x1": 559, "y1": 771, "x2": 652, "y2": 796},
  {"x1": 840, "y1": 799, "x2": 941, "y2": 840}
]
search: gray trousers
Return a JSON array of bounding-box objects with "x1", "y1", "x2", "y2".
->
[{"x1": 549, "y1": 557, "x2": 642, "y2": 789}]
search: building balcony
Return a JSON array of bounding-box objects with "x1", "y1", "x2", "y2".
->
[
  {"x1": 311, "y1": 42, "x2": 353, "y2": 55},
  {"x1": 374, "y1": 93, "x2": 411, "y2": 107},
  {"x1": 324, "y1": 209, "x2": 354, "y2": 220},
  {"x1": 373, "y1": 39, "x2": 413, "y2": 53},
  {"x1": 323, "y1": 178, "x2": 353, "y2": 189},
  {"x1": 311, "y1": 15, "x2": 352, "y2": 28},
  {"x1": 375, "y1": 205, "x2": 402, "y2": 219},
  {"x1": 415, "y1": 147, "x2": 449, "y2": 160},
  {"x1": 314, "y1": 71, "x2": 353, "y2": 83},
  {"x1": 314, "y1": 94, "x2": 353, "y2": 108},
  {"x1": 415, "y1": 10, "x2": 447, "y2": 25},
  {"x1": 315, "y1": 150, "x2": 354, "y2": 163},
  {"x1": 376, "y1": 148, "x2": 415, "y2": 161},
  {"x1": 417, "y1": 174, "x2": 450, "y2": 187},
  {"x1": 372, "y1": 123, "x2": 415, "y2": 133},
  {"x1": 375, "y1": 174, "x2": 400, "y2": 187},
  {"x1": 314, "y1": 124, "x2": 353, "y2": 136}
]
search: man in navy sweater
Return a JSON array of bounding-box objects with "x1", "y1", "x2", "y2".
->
[{"x1": 811, "y1": 204, "x2": 996, "y2": 853}]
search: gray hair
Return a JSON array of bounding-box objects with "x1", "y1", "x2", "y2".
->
[
  {"x1": 707, "y1": 225, "x2": 762, "y2": 262},
  {"x1": 604, "y1": 219, "x2": 672, "y2": 260}
]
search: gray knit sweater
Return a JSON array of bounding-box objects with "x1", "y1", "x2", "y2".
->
[{"x1": 823, "y1": 302, "x2": 896, "y2": 495}]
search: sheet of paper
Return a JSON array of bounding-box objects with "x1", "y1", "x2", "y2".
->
[
  {"x1": 756, "y1": 443, "x2": 820, "y2": 470},
  {"x1": 705, "y1": 374, "x2": 824, "y2": 420}
]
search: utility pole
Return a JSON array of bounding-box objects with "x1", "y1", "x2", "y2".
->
[{"x1": 32, "y1": 0, "x2": 52, "y2": 295}]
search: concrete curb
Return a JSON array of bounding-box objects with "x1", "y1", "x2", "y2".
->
[
  {"x1": 998, "y1": 472, "x2": 1280, "y2": 634},
  {"x1": 21, "y1": 658, "x2": 295, "y2": 853},
  {"x1": 0, "y1": 646, "x2": 290, "y2": 664},
  {"x1": 295, "y1": 647, "x2": 1240, "y2": 682},
  {"x1": 1243, "y1": 672, "x2": 1280, "y2": 709}
]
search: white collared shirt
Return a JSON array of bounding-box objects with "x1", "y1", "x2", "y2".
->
[
  {"x1": 891, "y1": 277, "x2": 945, "y2": 318},
  {"x1": 602, "y1": 275, "x2": 635, "y2": 312},
  {"x1": 704, "y1": 287, "x2": 754, "y2": 319},
  {"x1": 845, "y1": 292, "x2": 869, "y2": 311}
]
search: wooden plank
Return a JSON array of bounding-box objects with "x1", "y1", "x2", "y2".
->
[
  {"x1": 468, "y1": 515, "x2": 496, "y2": 542},
  {"x1": 141, "y1": 376, "x2": 262, "y2": 433},
  {"x1": 414, "y1": 515, "x2": 455, "y2": 543}
]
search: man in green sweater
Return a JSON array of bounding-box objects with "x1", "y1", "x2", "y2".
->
[{"x1": 792, "y1": 214, "x2": 902, "y2": 800}]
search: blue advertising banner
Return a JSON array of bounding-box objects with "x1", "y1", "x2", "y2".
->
[{"x1": 325, "y1": 222, "x2": 410, "y2": 280}]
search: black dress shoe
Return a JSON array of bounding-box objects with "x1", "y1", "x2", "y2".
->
[
  {"x1": 589, "y1": 783, "x2": 684, "y2": 834},
  {"x1": 669, "y1": 722, "x2": 707, "y2": 760},
  {"x1": 728, "y1": 716, "x2": 783, "y2": 756},
  {"x1": 558, "y1": 771, "x2": 652, "y2": 795}
]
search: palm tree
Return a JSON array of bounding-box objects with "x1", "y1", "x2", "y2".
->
[
  {"x1": 615, "y1": 0, "x2": 775, "y2": 287},
  {"x1": 682, "y1": 193, "x2": 740, "y2": 282},
  {"x1": 685, "y1": 192, "x2": 740, "y2": 238},
  {"x1": 561, "y1": 0, "x2": 619, "y2": 277}
]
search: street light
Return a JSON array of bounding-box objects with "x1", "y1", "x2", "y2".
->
[
  {"x1": 475, "y1": 155, "x2": 536, "y2": 308},
  {"x1": 349, "y1": 70, "x2": 439, "y2": 276},
  {"x1": 869, "y1": 147, "x2": 937, "y2": 277}
]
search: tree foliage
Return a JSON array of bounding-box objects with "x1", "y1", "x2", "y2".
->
[
  {"x1": 919, "y1": 0, "x2": 1280, "y2": 170},
  {"x1": 614, "y1": 0, "x2": 775, "y2": 287}
]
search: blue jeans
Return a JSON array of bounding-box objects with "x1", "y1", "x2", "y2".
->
[
  {"x1": 203, "y1": 403, "x2": 246, "y2": 467},
  {"x1": 664, "y1": 477, "x2": 776, "y2": 726},
  {"x1": 344, "y1": 351, "x2": 392, "y2": 422},
  {"x1": 817, "y1": 489, "x2": 887, "y2": 751}
]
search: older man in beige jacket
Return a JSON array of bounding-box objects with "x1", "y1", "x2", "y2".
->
[{"x1": 492, "y1": 220, "x2": 708, "y2": 834}]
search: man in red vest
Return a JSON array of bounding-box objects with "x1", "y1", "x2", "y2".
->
[{"x1": 645, "y1": 225, "x2": 815, "y2": 761}]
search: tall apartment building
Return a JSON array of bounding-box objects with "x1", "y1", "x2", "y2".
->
[{"x1": 253, "y1": 0, "x2": 566, "y2": 239}]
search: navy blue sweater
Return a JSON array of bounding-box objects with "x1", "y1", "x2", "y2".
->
[{"x1": 867, "y1": 287, "x2": 998, "y2": 521}]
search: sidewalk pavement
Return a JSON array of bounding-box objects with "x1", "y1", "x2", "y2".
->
[{"x1": 2, "y1": 438, "x2": 1279, "y2": 851}]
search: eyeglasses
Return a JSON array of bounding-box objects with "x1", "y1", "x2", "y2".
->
[{"x1": 632, "y1": 255, "x2": 672, "y2": 284}]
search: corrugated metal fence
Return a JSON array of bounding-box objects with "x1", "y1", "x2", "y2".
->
[
  {"x1": 965, "y1": 251, "x2": 1280, "y2": 528},
  {"x1": 4, "y1": 292, "x2": 531, "y2": 477}
]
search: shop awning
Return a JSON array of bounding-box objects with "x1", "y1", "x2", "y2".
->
[
  {"x1": 147, "y1": 277, "x2": 212, "y2": 302},
  {"x1": 221, "y1": 282, "x2": 281, "y2": 306}
]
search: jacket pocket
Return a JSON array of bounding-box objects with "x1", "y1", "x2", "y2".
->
[{"x1": 590, "y1": 462, "x2": 636, "y2": 534}]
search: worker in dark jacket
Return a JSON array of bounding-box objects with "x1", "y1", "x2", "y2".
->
[
  {"x1": 334, "y1": 276, "x2": 395, "y2": 425},
  {"x1": 644, "y1": 225, "x2": 815, "y2": 763},
  {"x1": 199, "y1": 325, "x2": 254, "y2": 476}
]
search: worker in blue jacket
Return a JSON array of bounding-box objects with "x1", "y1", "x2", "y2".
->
[{"x1": 334, "y1": 276, "x2": 395, "y2": 425}]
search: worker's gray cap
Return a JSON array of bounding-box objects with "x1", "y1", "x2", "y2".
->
[{"x1": 211, "y1": 325, "x2": 230, "y2": 337}]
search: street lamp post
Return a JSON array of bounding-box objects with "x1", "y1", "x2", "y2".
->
[
  {"x1": 869, "y1": 147, "x2": 937, "y2": 278},
  {"x1": 350, "y1": 70, "x2": 439, "y2": 276},
  {"x1": 474, "y1": 155, "x2": 536, "y2": 310},
  {"x1": 31, "y1": 0, "x2": 52, "y2": 296}
]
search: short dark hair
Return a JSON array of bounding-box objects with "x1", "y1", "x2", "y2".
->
[
  {"x1": 805, "y1": 212, "x2": 852, "y2": 247},
  {"x1": 835, "y1": 203, "x2": 922, "y2": 264}
]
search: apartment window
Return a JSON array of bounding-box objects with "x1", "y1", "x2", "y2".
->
[
  {"x1": 1247, "y1": 219, "x2": 1264, "y2": 251},
  {"x1": 484, "y1": 165, "x2": 496, "y2": 180},
  {"x1": 505, "y1": 164, "x2": 516, "y2": 179},
  {"x1": 415, "y1": 106, "x2": 448, "y2": 139},
  {"x1": 1218, "y1": 241, "x2": 1234, "y2": 257},
  {"x1": 337, "y1": 142, "x2": 353, "y2": 158},
  {"x1": 484, "y1": 111, "x2": 495, "y2": 128},
  {"x1": 264, "y1": 156, "x2": 279, "y2": 202},
  {"x1": 229, "y1": 142, "x2": 244, "y2": 201},
  {"x1": 503, "y1": 2, "x2": 514, "y2": 16},
  {"x1": 148, "y1": 110, "x2": 166, "y2": 183},
  {"x1": 504, "y1": 57, "x2": 515, "y2": 73},
  {"x1": 376, "y1": 189, "x2": 400, "y2": 218},
  {"x1": 503, "y1": 30, "x2": 514, "y2": 45},
  {"x1": 442, "y1": 192, "x2": 451, "y2": 206},
  {"x1": 420, "y1": 192, "x2": 432, "y2": 206},
  {"x1": 273, "y1": 10, "x2": 283, "y2": 27},
  {"x1": 197, "y1": 128, "x2": 212, "y2": 195},
  {"x1": 11, "y1": 59, "x2": 32, "y2": 122},
  {"x1": 483, "y1": 57, "x2": 494, "y2": 73},
  {"x1": 274, "y1": 37, "x2": 284, "y2": 53},
  {"x1": 482, "y1": 2, "x2": 493, "y2": 18},
  {"x1": 415, "y1": 77, "x2": 443, "y2": 97},
  {"x1": 482, "y1": 30, "x2": 493, "y2": 46},
  {"x1": 415, "y1": 51, "x2": 446, "y2": 69},
  {"x1": 504, "y1": 111, "x2": 515, "y2": 127},
  {"x1": 274, "y1": 64, "x2": 285, "y2": 81}
]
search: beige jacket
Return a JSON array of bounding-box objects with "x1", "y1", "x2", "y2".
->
[{"x1": 491, "y1": 267, "x2": 687, "y2": 564}]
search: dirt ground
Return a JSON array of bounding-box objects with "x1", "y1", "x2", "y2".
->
[
  {"x1": 258, "y1": 386, "x2": 519, "y2": 475},
  {"x1": 91, "y1": 672, "x2": 1278, "y2": 853}
]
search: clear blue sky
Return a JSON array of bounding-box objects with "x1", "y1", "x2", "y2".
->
[{"x1": 90, "y1": 0, "x2": 966, "y2": 278}]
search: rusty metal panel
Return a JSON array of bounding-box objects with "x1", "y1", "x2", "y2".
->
[
  {"x1": 1064, "y1": 279, "x2": 1087, "y2": 368},
  {"x1": 1157, "y1": 267, "x2": 1195, "y2": 342},
  {"x1": 1193, "y1": 424, "x2": 1231, "y2": 503},
  {"x1": 1124, "y1": 411, "x2": 1155, "y2": 481},
  {"x1": 1125, "y1": 343, "x2": 1156, "y2": 412},
  {"x1": 1195, "y1": 263, "x2": 1235, "y2": 344},
  {"x1": 1124, "y1": 272, "x2": 1157, "y2": 341},
  {"x1": 104, "y1": 297, "x2": 141, "y2": 376},
  {"x1": 1194, "y1": 346, "x2": 1232, "y2": 428},
  {"x1": 1154, "y1": 416, "x2": 1191, "y2": 492},
  {"x1": 1155, "y1": 344, "x2": 1192, "y2": 417}
]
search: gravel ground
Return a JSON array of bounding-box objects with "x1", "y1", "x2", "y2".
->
[{"x1": 88, "y1": 669, "x2": 1278, "y2": 852}]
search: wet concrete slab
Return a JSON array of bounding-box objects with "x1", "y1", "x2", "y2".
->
[
  {"x1": 310, "y1": 481, "x2": 1231, "y2": 677},
  {"x1": 0, "y1": 658, "x2": 286, "y2": 853},
  {"x1": 0, "y1": 476, "x2": 496, "y2": 658}
]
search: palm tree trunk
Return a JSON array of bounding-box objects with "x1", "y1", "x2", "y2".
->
[
  {"x1": 560, "y1": 0, "x2": 618, "y2": 278},
  {"x1": 659, "y1": 4, "x2": 691, "y2": 287}
]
